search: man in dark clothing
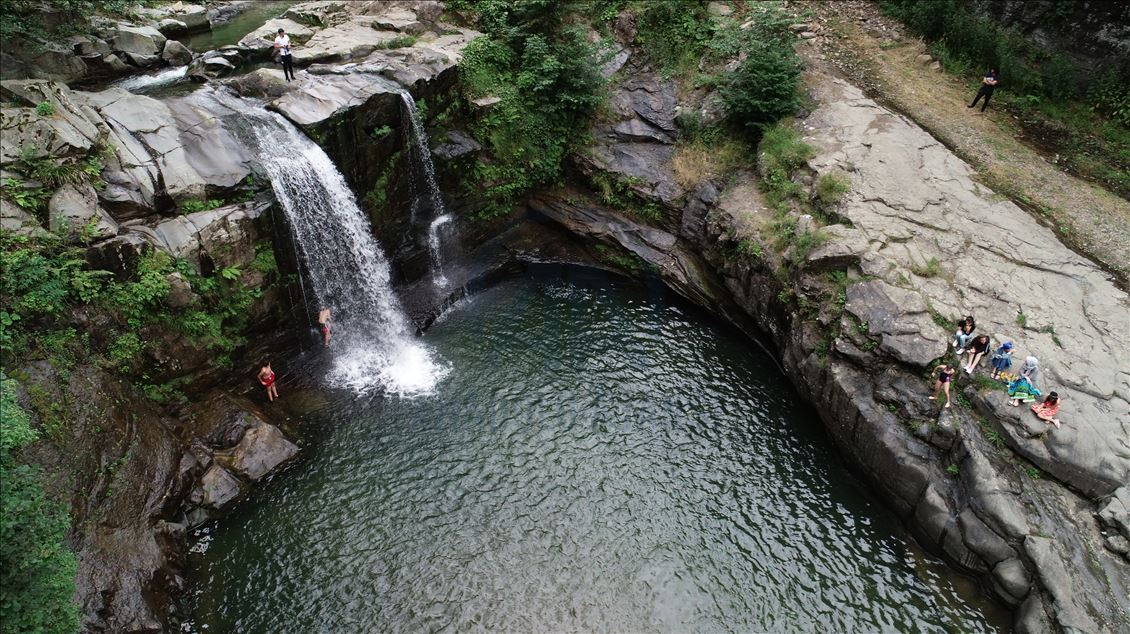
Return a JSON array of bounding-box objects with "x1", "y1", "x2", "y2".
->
[
  {"x1": 968, "y1": 69, "x2": 999, "y2": 112},
  {"x1": 274, "y1": 27, "x2": 295, "y2": 82}
]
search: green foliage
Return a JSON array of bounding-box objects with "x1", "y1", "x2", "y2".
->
[
  {"x1": 814, "y1": 172, "x2": 850, "y2": 205},
  {"x1": 178, "y1": 198, "x2": 225, "y2": 215},
  {"x1": 0, "y1": 374, "x2": 79, "y2": 633},
  {"x1": 105, "y1": 251, "x2": 172, "y2": 327},
  {"x1": 911, "y1": 257, "x2": 941, "y2": 278},
  {"x1": 594, "y1": 243, "x2": 652, "y2": 274},
  {"x1": 34, "y1": 101, "x2": 54, "y2": 117},
  {"x1": 718, "y1": 37, "x2": 803, "y2": 137},
  {"x1": 249, "y1": 243, "x2": 278, "y2": 276},
  {"x1": 369, "y1": 125, "x2": 392, "y2": 139},
  {"x1": 946, "y1": 463, "x2": 960, "y2": 476},
  {"x1": 589, "y1": 173, "x2": 666, "y2": 224},
  {"x1": 757, "y1": 123, "x2": 815, "y2": 208},
  {"x1": 736, "y1": 239, "x2": 762, "y2": 259},
  {"x1": 459, "y1": 0, "x2": 604, "y2": 219},
  {"x1": 106, "y1": 332, "x2": 144, "y2": 370},
  {"x1": 0, "y1": 0, "x2": 159, "y2": 41},
  {"x1": 630, "y1": 0, "x2": 713, "y2": 77},
  {"x1": 1026, "y1": 466, "x2": 1042, "y2": 480},
  {"x1": 1015, "y1": 309, "x2": 1027, "y2": 328},
  {"x1": 2, "y1": 177, "x2": 52, "y2": 213},
  {"x1": 375, "y1": 34, "x2": 417, "y2": 50}
]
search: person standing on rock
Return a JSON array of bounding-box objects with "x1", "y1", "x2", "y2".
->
[
  {"x1": 953, "y1": 315, "x2": 976, "y2": 352},
  {"x1": 318, "y1": 307, "x2": 332, "y2": 348},
  {"x1": 929, "y1": 363, "x2": 956, "y2": 408},
  {"x1": 275, "y1": 27, "x2": 295, "y2": 82},
  {"x1": 963, "y1": 334, "x2": 992, "y2": 374},
  {"x1": 968, "y1": 69, "x2": 999, "y2": 112},
  {"x1": 259, "y1": 360, "x2": 279, "y2": 402}
]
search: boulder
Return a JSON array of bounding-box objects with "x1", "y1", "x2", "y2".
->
[
  {"x1": 110, "y1": 24, "x2": 167, "y2": 57},
  {"x1": 225, "y1": 67, "x2": 293, "y2": 100},
  {"x1": 161, "y1": 40, "x2": 194, "y2": 66},
  {"x1": 213, "y1": 422, "x2": 299, "y2": 481},
  {"x1": 370, "y1": 8, "x2": 425, "y2": 34},
  {"x1": 991, "y1": 558, "x2": 1031, "y2": 602},
  {"x1": 157, "y1": 18, "x2": 189, "y2": 37},
  {"x1": 171, "y1": 4, "x2": 210, "y2": 33},
  {"x1": 164, "y1": 272, "x2": 196, "y2": 308},
  {"x1": 197, "y1": 464, "x2": 242, "y2": 510},
  {"x1": 238, "y1": 17, "x2": 315, "y2": 49},
  {"x1": 48, "y1": 182, "x2": 118, "y2": 243},
  {"x1": 1097, "y1": 486, "x2": 1129, "y2": 540},
  {"x1": 70, "y1": 36, "x2": 112, "y2": 57},
  {"x1": 0, "y1": 198, "x2": 47, "y2": 237},
  {"x1": 202, "y1": 56, "x2": 237, "y2": 77},
  {"x1": 431, "y1": 130, "x2": 481, "y2": 160},
  {"x1": 123, "y1": 52, "x2": 160, "y2": 68}
]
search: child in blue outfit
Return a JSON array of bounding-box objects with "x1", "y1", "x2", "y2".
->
[{"x1": 989, "y1": 341, "x2": 1014, "y2": 380}]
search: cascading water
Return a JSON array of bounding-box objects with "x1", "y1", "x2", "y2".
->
[
  {"x1": 195, "y1": 88, "x2": 447, "y2": 395},
  {"x1": 114, "y1": 65, "x2": 190, "y2": 93},
  {"x1": 427, "y1": 214, "x2": 454, "y2": 287},
  {"x1": 399, "y1": 92, "x2": 459, "y2": 287}
]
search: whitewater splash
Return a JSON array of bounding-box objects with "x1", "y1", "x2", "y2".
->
[
  {"x1": 427, "y1": 214, "x2": 453, "y2": 287},
  {"x1": 195, "y1": 88, "x2": 448, "y2": 396},
  {"x1": 114, "y1": 65, "x2": 189, "y2": 93}
]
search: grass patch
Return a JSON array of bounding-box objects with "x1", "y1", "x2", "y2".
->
[
  {"x1": 814, "y1": 172, "x2": 850, "y2": 205},
  {"x1": 971, "y1": 374, "x2": 1006, "y2": 392},
  {"x1": 910, "y1": 257, "x2": 941, "y2": 278},
  {"x1": 375, "y1": 34, "x2": 417, "y2": 50}
]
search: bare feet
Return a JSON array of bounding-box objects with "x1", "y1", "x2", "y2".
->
[
  {"x1": 945, "y1": 402, "x2": 952, "y2": 408},
  {"x1": 928, "y1": 396, "x2": 937, "y2": 400}
]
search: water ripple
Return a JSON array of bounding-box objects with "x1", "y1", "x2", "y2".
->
[{"x1": 186, "y1": 275, "x2": 1003, "y2": 633}]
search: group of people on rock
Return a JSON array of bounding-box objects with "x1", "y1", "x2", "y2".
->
[
  {"x1": 930, "y1": 314, "x2": 1063, "y2": 428},
  {"x1": 256, "y1": 308, "x2": 333, "y2": 402}
]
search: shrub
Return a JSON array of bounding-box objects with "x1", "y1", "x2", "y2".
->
[
  {"x1": 718, "y1": 38, "x2": 802, "y2": 138},
  {"x1": 814, "y1": 172, "x2": 850, "y2": 205},
  {"x1": 459, "y1": 0, "x2": 604, "y2": 219},
  {"x1": 0, "y1": 374, "x2": 79, "y2": 633},
  {"x1": 34, "y1": 101, "x2": 54, "y2": 117}
]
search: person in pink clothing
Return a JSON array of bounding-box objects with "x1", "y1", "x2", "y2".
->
[{"x1": 1031, "y1": 391, "x2": 1063, "y2": 428}]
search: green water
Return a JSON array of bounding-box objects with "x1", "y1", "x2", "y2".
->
[
  {"x1": 186, "y1": 268, "x2": 1006, "y2": 632},
  {"x1": 179, "y1": 1, "x2": 294, "y2": 53}
]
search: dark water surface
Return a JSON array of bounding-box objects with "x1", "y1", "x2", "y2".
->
[
  {"x1": 186, "y1": 269, "x2": 1005, "y2": 632},
  {"x1": 178, "y1": 1, "x2": 293, "y2": 53}
]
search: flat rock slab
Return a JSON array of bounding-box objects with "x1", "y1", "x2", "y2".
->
[{"x1": 802, "y1": 76, "x2": 1130, "y2": 500}]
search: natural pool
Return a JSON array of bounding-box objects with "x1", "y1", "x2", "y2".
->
[{"x1": 186, "y1": 267, "x2": 1005, "y2": 632}]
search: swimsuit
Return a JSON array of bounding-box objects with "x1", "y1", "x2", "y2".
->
[
  {"x1": 260, "y1": 371, "x2": 276, "y2": 388},
  {"x1": 939, "y1": 369, "x2": 954, "y2": 383}
]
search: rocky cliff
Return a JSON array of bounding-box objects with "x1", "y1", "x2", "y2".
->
[{"x1": 516, "y1": 33, "x2": 1129, "y2": 634}]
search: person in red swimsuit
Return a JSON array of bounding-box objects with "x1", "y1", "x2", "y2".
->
[
  {"x1": 258, "y1": 360, "x2": 279, "y2": 402},
  {"x1": 318, "y1": 307, "x2": 332, "y2": 348}
]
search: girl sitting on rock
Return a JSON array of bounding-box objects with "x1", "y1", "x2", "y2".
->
[
  {"x1": 1031, "y1": 391, "x2": 1063, "y2": 429},
  {"x1": 953, "y1": 315, "x2": 976, "y2": 352},
  {"x1": 989, "y1": 341, "x2": 1014, "y2": 380},
  {"x1": 963, "y1": 334, "x2": 992, "y2": 374},
  {"x1": 1007, "y1": 376, "x2": 1041, "y2": 405}
]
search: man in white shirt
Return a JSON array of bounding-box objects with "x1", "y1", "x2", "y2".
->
[{"x1": 274, "y1": 28, "x2": 294, "y2": 81}]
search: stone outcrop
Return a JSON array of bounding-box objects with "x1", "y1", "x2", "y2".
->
[{"x1": 524, "y1": 58, "x2": 1129, "y2": 633}]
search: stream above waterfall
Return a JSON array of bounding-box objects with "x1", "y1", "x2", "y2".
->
[{"x1": 184, "y1": 266, "x2": 1007, "y2": 633}]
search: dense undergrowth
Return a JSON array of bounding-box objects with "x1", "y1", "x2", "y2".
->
[
  {"x1": 452, "y1": 0, "x2": 804, "y2": 220},
  {"x1": 0, "y1": 230, "x2": 280, "y2": 631},
  {"x1": 879, "y1": 0, "x2": 1130, "y2": 196},
  {"x1": 0, "y1": 0, "x2": 161, "y2": 42}
]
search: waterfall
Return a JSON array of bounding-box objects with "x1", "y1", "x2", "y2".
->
[
  {"x1": 194, "y1": 88, "x2": 448, "y2": 396},
  {"x1": 427, "y1": 214, "x2": 454, "y2": 287},
  {"x1": 399, "y1": 92, "x2": 458, "y2": 287}
]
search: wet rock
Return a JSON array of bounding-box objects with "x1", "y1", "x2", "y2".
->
[
  {"x1": 197, "y1": 465, "x2": 243, "y2": 510},
  {"x1": 111, "y1": 24, "x2": 167, "y2": 57},
  {"x1": 225, "y1": 67, "x2": 294, "y2": 100},
  {"x1": 957, "y1": 508, "x2": 1016, "y2": 565},
  {"x1": 202, "y1": 56, "x2": 237, "y2": 76},
  {"x1": 214, "y1": 422, "x2": 299, "y2": 481},
  {"x1": 123, "y1": 52, "x2": 160, "y2": 68},
  {"x1": 71, "y1": 36, "x2": 112, "y2": 57},
  {"x1": 83, "y1": 234, "x2": 150, "y2": 281},
  {"x1": 431, "y1": 130, "x2": 481, "y2": 160},
  {"x1": 48, "y1": 182, "x2": 119, "y2": 243},
  {"x1": 161, "y1": 40, "x2": 194, "y2": 66},
  {"x1": 1014, "y1": 593, "x2": 1052, "y2": 634},
  {"x1": 132, "y1": 201, "x2": 266, "y2": 272},
  {"x1": 1023, "y1": 535, "x2": 1107, "y2": 632},
  {"x1": 170, "y1": 3, "x2": 210, "y2": 33}
]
